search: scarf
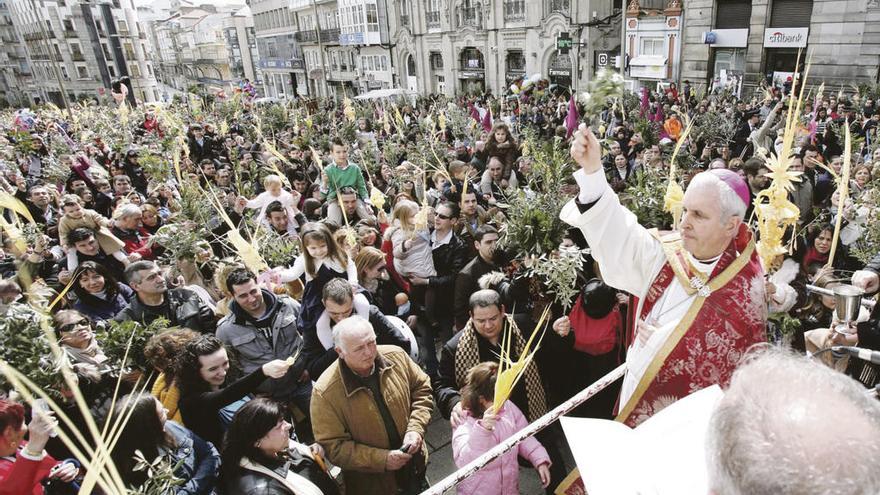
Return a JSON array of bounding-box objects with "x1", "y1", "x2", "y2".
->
[
  {"x1": 454, "y1": 315, "x2": 547, "y2": 422},
  {"x1": 64, "y1": 337, "x2": 109, "y2": 368},
  {"x1": 801, "y1": 247, "x2": 829, "y2": 272}
]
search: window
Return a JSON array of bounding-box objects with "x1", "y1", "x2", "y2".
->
[
  {"x1": 59, "y1": 65, "x2": 69, "y2": 79},
  {"x1": 459, "y1": 47, "x2": 483, "y2": 69},
  {"x1": 769, "y1": 0, "x2": 813, "y2": 28},
  {"x1": 429, "y1": 51, "x2": 443, "y2": 70},
  {"x1": 504, "y1": 0, "x2": 525, "y2": 21},
  {"x1": 400, "y1": 0, "x2": 411, "y2": 26},
  {"x1": 549, "y1": 0, "x2": 569, "y2": 14},
  {"x1": 130, "y1": 64, "x2": 140, "y2": 77},
  {"x1": 715, "y1": 0, "x2": 751, "y2": 29},
  {"x1": 426, "y1": 0, "x2": 441, "y2": 27},
  {"x1": 117, "y1": 19, "x2": 128, "y2": 34},
  {"x1": 366, "y1": 3, "x2": 378, "y2": 32},
  {"x1": 506, "y1": 50, "x2": 525, "y2": 71},
  {"x1": 62, "y1": 18, "x2": 74, "y2": 31},
  {"x1": 381, "y1": 55, "x2": 387, "y2": 71},
  {"x1": 640, "y1": 37, "x2": 664, "y2": 56},
  {"x1": 107, "y1": 64, "x2": 116, "y2": 77},
  {"x1": 76, "y1": 65, "x2": 89, "y2": 79}
]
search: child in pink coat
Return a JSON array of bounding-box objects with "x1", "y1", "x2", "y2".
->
[{"x1": 452, "y1": 362, "x2": 551, "y2": 495}]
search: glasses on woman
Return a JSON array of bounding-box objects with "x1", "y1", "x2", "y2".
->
[{"x1": 59, "y1": 318, "x2": 90, "y2": 334}]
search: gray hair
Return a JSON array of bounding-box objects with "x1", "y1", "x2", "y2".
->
[
  {"x1": 468, "y1": 289, "x2": 502, "y2": 313},
  {"x1": 125, "y1": 260, "x2": 158, "y2": 285},
  {"x1": 687, "y1": 172, "x2": 747, "y2": 222},
  {"x1": 115, "y1": 203, "x2": 142, "y2": 220},
  {"x1": 331, "y1": 315, "x2": 373, "y2": 350},
  {"x1": 706, "y1": 347, "x2": 880, "y2": 495}
]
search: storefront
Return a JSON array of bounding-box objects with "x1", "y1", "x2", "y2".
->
[
  {"x1": 763, "y1": 27, "x2": 808, "y2": 85},
  {"x1": 547, "y1": 50, "x2": 572, "y2": 90},
  {"x1": 703, "y1": 29, "x2": 748, "y2": 96},
  {"x1": 458, "y1": 47, "x2": 485, "y2": 94},
  {"x1": 763, "y1": 0, "x2": 812, "y2": 84}
]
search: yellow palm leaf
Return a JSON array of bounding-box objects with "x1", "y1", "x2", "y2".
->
[{"x1": 492, "y1": 306, "x2": 550, "y2": 413}]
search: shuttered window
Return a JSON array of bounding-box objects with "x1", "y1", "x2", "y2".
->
[
  {"x1": 715, "y1": 0, "x2": 751, "y2": 29},
  {"x1": 769, "y1": 0, "x2": 814, "y2": 28}
]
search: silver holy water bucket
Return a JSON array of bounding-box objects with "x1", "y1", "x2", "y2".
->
[{"x1": 834, "y1": 285, "x2": 864, "y2": 333}]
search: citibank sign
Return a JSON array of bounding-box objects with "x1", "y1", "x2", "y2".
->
[{"x1": 763, "y1": 27, "x2": 809, "y2": 48}]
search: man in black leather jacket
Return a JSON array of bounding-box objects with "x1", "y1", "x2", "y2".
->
[{"x1": 114, "y1": 260, "x2": 216, "y2": 333}]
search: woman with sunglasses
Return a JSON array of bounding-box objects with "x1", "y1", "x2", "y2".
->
[
  {"x1": 53, "y1": 310, "x2": 111, "y2": 379},
  {"x1": 71, "y1": 261, "x2": 134, "y2": 322}
]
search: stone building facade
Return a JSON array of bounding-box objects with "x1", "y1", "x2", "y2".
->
[
  {"x1": 4, "y1": 0, "x2": 159, "y2": 106},
  {"x1": 680, "y1": 0, "x2": 880, "y2": 93},
  {"x1": 396, "y1": 0, "x2": 624, "y2": 96}
]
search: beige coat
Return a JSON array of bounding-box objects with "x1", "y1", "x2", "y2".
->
[
  {"x1": 311, "y1": 345, "x2": 433, "y2": 495},
  {"x1": 58, "y1": 208, "x2": 125, "y2": 254}
]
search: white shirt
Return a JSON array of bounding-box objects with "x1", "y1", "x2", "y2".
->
[{"x1": 431, "y1": 229, "x2": 453, "y2": 249}]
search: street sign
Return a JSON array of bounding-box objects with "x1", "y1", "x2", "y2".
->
[
  {"x1": 594, "y1": 50, "x2": 618, "y2": 71},
  {"x1": 556, "y1": 32, "x2": 572, "y2": 54}
]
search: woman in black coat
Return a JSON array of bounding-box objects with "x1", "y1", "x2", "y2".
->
[{"x1": 220, "y1": 398, "x2": 338, "y2": 495}]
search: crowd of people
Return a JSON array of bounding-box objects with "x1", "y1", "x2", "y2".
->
[{"x1": 0, "y1": 73, "x2": 878, "y2": 495}]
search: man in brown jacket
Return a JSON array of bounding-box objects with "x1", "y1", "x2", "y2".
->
[{"x1": 311, "y1": 315, "x2": 433, "y2": 494}]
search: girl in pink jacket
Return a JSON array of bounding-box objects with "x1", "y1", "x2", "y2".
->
[{"x1": 452, "y1": 362, "x2": 551, "y2": 494}]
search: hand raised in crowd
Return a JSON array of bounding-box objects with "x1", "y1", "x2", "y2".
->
[
  {"x1": 26, "y1": 408, "x2": 58, "y2": 454},
  {"x1": 261, "y1": 359, "x2": 292, "y2": 379},
  {"x1": 552, "y1": 316, "x2": 571, "y2": 338},
  {"x1": 570, "y1": 123, "x2": 603, "y2": 174}
]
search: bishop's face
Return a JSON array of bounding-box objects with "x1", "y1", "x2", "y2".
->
[{"x1": 679, "y1": 184, "x2": 739, "y2": 261}]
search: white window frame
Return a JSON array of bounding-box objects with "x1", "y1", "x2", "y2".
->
[{"x1": 640, "y1": 37, "x2": 664, "y2": 56}]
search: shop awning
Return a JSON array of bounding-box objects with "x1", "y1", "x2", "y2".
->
[{"x1": 629, "y1": 55, "x2": 667, "y2": 67}]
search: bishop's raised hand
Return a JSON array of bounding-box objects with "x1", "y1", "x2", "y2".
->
[{"x1": 570, "y1": 123, "x2": 603, "y2": 175}]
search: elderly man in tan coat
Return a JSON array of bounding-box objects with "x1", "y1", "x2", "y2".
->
[{"x1": 311, "y1": 315, "x2": 433, "y2": 495}]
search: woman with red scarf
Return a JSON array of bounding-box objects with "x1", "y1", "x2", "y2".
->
[{"x1": 550, "y1": 278, "x2": 625, "y2": 419}]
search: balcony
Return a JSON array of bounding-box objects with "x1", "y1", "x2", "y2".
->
[
  {"x1": 294, "y1": 29, "x2": 317, "y2": 43},
  {"x1": 319, "y1": 27, "x2": 339, "y2": 44},
  {"x1": 64, "y1": 29, "x2": 77, "y2": 38},
  {"x1": 503, "y1": 1, "x2": 525, "y2": 21},
  {"x1": 425, "y1": 11, "x2": 440, "y2": 29},
  {"x1": 549, "y1": 0, "x2": 570, "y2": 15}
]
